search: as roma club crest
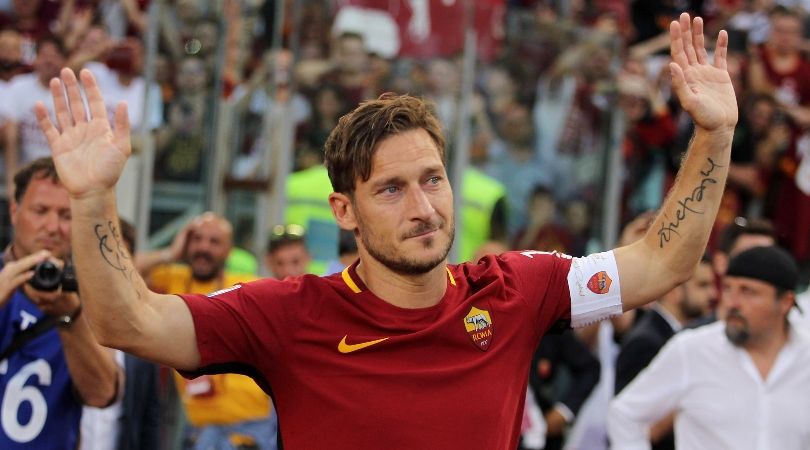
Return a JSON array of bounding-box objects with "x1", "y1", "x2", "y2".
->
[
  {"x1": 587, "y1": 271, "x2": 612, "y2": 295},
  {"x1": 464, "y1": 306, "x2": 494, "y2": 351}
]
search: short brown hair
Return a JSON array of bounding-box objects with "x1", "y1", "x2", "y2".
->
[
  {"x1": 323, "y1": 93, "x2": 446, "y2": 194},
  {"x1": 717, "y1": 217, "x2": 775, "y2": 255},
  {"x1": 14, "y1": 157, "x2": 60, "y2": 203}
]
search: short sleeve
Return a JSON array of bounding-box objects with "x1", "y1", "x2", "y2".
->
[
  {"x1": 494, "y1": 250, "x2": 575, "y2": 333},
  {"x1": 178, "y1": 277, "x2": 303, "y2": 377},
  {"x1": 179, "y1": 283, "x2": 264, "y2": 371}
]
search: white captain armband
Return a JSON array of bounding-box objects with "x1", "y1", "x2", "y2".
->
[{"x1": 566, "y1": 250, "x2": 623, "y2": 328}]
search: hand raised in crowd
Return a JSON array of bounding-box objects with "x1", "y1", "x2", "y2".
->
[
  {"x1": 0, "y1": 250, "x2": 50, "y2": 308},
  {"x1": 34, "y1": 68, "x2": 131, "y2": 199},
  {"x1": 669, "y1": 13, "x2": 738, "y2": 132},
  {"x1": 168, "y1": 220, "x2": 194, "y2": 262}
]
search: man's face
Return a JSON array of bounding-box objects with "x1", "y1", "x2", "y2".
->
[
  {"x1": 769, "y1": 15, "x2": 802, "y2": 55},
  {"x1": 680, "y1": 262, "x2": 717, "y2": 320},
  {"x1": 266, "y1": 242, "x2": 310, "y2": 280},
  {"x1": 337, "y1": 36, "x2": 367, "y2": 73},
  {"x1": 350, "y1": 128, "x2": 454, "y2": 275},
  {"x1": 10, "y1": 176, "x2": 71, "y2": 260},
  {"x1": 722, "y1": 276, "x2": 788, "y2": 347},
  {"x1": 499, "y1": 106, "x2": 533, "y2": 147},
  {"x1": 185, "y1": 220, "x2": 231, "y2": 282},
  {"x1": 33, "y1": 42, "x2": 64, "y2": 83}
]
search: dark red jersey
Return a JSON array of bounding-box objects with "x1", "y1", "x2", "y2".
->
[{"x1": 180, "y1": 250, "x2": 621, "y2": 449}]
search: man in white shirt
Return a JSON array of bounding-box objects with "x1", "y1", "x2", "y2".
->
[
  {"x1": 608, "y1": 246, "x2": 810, "y2": 450},
  {"x1": 2, "y1": 36, "x2": 64, "y2": 194}
]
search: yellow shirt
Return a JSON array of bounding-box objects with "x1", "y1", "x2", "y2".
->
[{"x1": 149, "y1": 264, "x2": 271, "y2": 427}]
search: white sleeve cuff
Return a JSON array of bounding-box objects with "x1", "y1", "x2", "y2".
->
[{"x1": 567, "y1": 250, "x2": 623, "y2": 328}]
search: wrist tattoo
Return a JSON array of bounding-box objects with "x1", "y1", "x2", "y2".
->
[{"x1": 657, "y1": 157, "x2": 722, "y2": 248}]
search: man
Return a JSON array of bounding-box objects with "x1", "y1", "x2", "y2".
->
[
  {"x1": 0, "y1": 158, "x2": 118, "y2": 449},
  {"x1": 613, "y1": 257, "x2": 717, "y2": 450},
  {"x1": 689, "y1": 216, "x2": 776, "y2": 326},
  {"x1": 615, "y1": 257, "x2": 717, "y2": 394},
  {"x1": 711, "y1": 216, "x2": 775, "y2": 279},
  {"x1": 264, "y1": 224, "x2": 311, "y2": 280},
  {"x1": 3, "y1": 37, "x2": 66, "y2": 195},
  {"x1": 136, "y1": 212, "x2": 277, "y2": 450},
  {"x1": 608, "y1": 246, "x2": 810, "y2": 448},
  {"x1": 38, "y1": 14, "x2": 737, "y2": 449}
]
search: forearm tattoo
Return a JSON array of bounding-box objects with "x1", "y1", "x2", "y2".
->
[
  {"x1": 657, "y1": 157, "x2": 722, "y2": 248},
  {"x1": 94, "y1": 221, "x2": 140, "y2": 290}
]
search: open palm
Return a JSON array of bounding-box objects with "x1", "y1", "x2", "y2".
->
[
  {"x1": 669, "y1": 14, "x2": 738, "y2": 131},
  {"x1": 35, "y1": 68, "x2": 131, "y2": 198}
]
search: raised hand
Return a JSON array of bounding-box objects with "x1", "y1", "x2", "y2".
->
[
  {"x1": 35, "y1": 68, "x2": 131, "y2": 199},
  {"x1": 669, "y1": 13, "x2": 738, "y2": 132}
]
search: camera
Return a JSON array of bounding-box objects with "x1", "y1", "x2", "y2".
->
[{"x1": 28, "y1": 260, "x2": 78, "y2": 293}]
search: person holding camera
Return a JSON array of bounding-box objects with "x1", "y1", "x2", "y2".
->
[{"x1": 0, "y1": 157, "x2": 119, "y2": 449}]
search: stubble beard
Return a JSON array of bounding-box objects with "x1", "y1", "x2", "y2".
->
[
  {"x1": 357, "y1": 214, "x2": 455, "y2": 276},
  {"x1": 190, "y1": 253, "x2": 223, "y2": 282},
  {"x1": 724, "y1": 309, "x2": 751, "y2": 346}
]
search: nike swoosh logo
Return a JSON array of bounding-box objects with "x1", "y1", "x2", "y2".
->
[{"x1": 338, "y1": 335, "x2": 389, "y2": 354}]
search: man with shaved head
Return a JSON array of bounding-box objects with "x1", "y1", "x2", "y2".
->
[{"x1": 136, "y1": 213, "x2": 277, "y2": 450}]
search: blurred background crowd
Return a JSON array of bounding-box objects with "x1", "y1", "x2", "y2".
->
[
  {"x1": 0, "y1": 0, "x2": 809, "y2": 449},
  {"x1": 1, "y1": 0, "x2": 809, "y2": 275}
]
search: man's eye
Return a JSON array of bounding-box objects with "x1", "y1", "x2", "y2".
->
[
  {"x1": 384, "y1": 186, "x2": 398, "y2": 194},
  {"x1": 428, "y1": 176, "x2": 441, "y2": 184}
]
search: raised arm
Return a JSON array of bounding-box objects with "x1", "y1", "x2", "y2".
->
[
  {"x1": 615, "y1": 14, "x2": 737, "y2": 310},
  {"x1": 35, "y1": 68, "x2": 201, "y2": 371}
]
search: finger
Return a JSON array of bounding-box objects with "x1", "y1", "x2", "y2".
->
[
  {"x1": 80, "y1": 69, "x2": 108, "y2": 120},
  {"x1": 693, "y1": 16, "x2": 708, "y2": 65},
  {"x1": 669, "y1": 20, "x2": 689, "y2": 68},
  {"x1": 680, "y1": 13, "x2": 698, "y2": 65},
  {"x1": 11, "y1": 250, "x2": 51, "y2": 272},
  {"x1": 11, "y1": 271, "x2": 35, "y2": 288},
  {"x1": 112, "y1": 101, "x2": 131, "y2": 152},
  {"x1": 61, "y1": 68, "x2": 87, "y2": 124},
  {"x1": 49, "y1": 77, "x2": 73, "y2": 131},
  {"x1": 35, "y1": 102, "x2": 61, "y2": 149},
  {"x1": 669, "y1": 62, "x2": 694, "y2": 107},
  {"x1": 714, "y1": 29, "x2": 728, "y2": 70}
]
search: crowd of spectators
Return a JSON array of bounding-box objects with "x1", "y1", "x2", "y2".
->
[
  {"x1": 1, "y1": 0, "x2": 809, "y2": 272},
  {"x1": 1, "y1": 1, "x2": 810, "y2": 449}
]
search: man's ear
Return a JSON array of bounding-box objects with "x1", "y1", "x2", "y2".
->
[
  {"x1": 329, "y1": 192, "x2": 357, "y2": 231},
  {"x1": 779, "y1": 291, "x2": 796, "y2": 317},
  {"x1": 9, "y1": 198, "x2": 18, "y2": 228}
]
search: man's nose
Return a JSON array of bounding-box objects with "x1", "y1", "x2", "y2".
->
[
  {"x1": 407, "y1": 186, "x2": 435, "y2": 221},
  {"x1": 44, "y1": 211, "x2": 61, "y2": 232}
]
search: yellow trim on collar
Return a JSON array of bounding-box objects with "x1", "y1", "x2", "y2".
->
[
  {"x1": 446, "y1": 267, "x2": 456, "y2": 286},
  {"x1": 342, "y1": 265, "x2": 456, "y2": 293},
  {"x1": 342, "y1": 266, "x2": 362, "y2": 293}
]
